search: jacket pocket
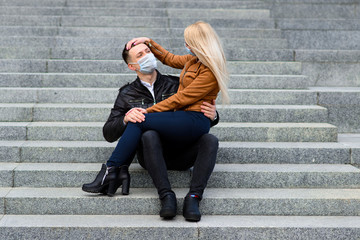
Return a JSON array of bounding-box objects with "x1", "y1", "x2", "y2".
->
[
  {"x1": 161, "y1": 93, "x2": 175, "y2": 101},
  {"x1": 129, "y1": 98, "x2": 146, "y2": 108}
]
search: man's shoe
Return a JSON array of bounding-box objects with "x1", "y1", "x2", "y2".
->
[
  {"x1": 160, "y1": 193, "x2": 177, "y2": 219},
  {"x1": 183, "y1": 194, "x2": 201, "y2": 222}
]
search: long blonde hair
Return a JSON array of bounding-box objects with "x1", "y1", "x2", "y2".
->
[{"x1": 184, "y1": 21, "x2": 230, "y2": 104}]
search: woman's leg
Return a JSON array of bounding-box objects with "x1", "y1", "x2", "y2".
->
[{"x1": 106, "y1": 111, "x2": 210, "y2": 167}]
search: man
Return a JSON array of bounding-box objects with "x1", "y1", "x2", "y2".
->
[{"x1": 102, "y1": 42, "x2": 219, "y2": 222}]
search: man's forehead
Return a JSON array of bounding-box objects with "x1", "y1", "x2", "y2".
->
[{"x1": 128, "y1": 43, "x2": 149, "y2": 56}]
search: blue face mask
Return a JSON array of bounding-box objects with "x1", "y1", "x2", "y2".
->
[
  {"x1": 130, "y1": 53, "x2": 157, "y2": 74},
  {"x1": 184, "y1": 43, "x2": 196, "y2": 56}
]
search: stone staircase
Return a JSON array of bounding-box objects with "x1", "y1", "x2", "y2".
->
[{"x1": 0, "y1": 0, "x2": 360, "y2": 239}]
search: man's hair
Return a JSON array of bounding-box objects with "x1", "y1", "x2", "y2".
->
[{"x1": 122, "y1": 44, "x2": 131, "y2": 64}]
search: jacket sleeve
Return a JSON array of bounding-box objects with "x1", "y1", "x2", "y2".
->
[
  {"x1": 103, "y1": 91, "x2": 129, "y2": 143},
  {"x1": 210, "y1": 111, "x2": 220, "y2": 127},
  {"x1": 146, "y1": 67, "x2": 218, "y2": 113},
  {"x1": 148, "y1": 39, "x2": 193, "y2": 70}
]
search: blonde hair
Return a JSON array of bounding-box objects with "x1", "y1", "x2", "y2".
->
[{"x1": 184, "y1": 21, "x2": 229, "y2": 104}]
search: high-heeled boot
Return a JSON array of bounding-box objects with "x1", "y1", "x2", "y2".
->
[
  {"x1": 183, "y1": 194, "x2": 201, "y2": 222},
  {"x1": 82, "y1": 164, "x2": 119, "y2": 196},
  {"x1": 116, "y1": 165, "x2": 130, "y2": 196}
]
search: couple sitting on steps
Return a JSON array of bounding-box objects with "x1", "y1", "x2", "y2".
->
[{"x1": 82, "y1": 21, "x2": 229, "y2": 222}]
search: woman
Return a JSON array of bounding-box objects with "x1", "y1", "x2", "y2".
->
[{"x1": 83, "y1": 21, "x2": 229, "y2": 221}]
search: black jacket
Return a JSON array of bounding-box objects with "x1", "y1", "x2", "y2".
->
[{"x1": 103, "y1": 70, "x2": 219, "y2": 143}]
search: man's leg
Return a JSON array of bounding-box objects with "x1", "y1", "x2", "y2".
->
[
  {"x1": 188, "y1": 133, "x2": 219, "y2": 198},
  {"x1": 174, "y1": 133, "x2": 218, "y2": 222},
  {"x1": 139, "y1": 130, "x2": 177, "y2": 219},
  {"x1": 139, "y1": 130, "x2": 173, "y2": 199}
]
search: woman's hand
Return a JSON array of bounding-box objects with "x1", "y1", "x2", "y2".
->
[
  {"x1": 126, "y1": 37, "x2": 151, "y2": 50},
  {"x1": 201, "y1": 100, "x2": 217, "y2": 121},
  {"x1": 124, "y1": 108, "x2": 147, "y2": 124}
]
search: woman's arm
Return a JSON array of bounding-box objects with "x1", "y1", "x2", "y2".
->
[
  {"x1": 126, "y1": 38, "x2": 193, "y2": 70},
  {"x1": 146, "y1": 67, "x2": 219, "y2": 113}
]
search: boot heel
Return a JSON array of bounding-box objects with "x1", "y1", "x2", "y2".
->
[
  {"x1": 121, "y1": 178, "x2": 130, "y2": 195},
  {"x1": 107, "y1": 180, "x2": 117, "y2": 197}
]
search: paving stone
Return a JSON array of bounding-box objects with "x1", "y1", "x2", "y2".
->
[
  {"x1": 11, "y1": 122, "x2": 337, "y2": 142},
  {"x1": 0, "y1": 141, "x2": 352, "y2": 164},
  {"x1": 0, "y1": 163, "x2": 17, "y2": 187},
  {"x1": 0, "y1": 103, "x2": 328, "y2": 123},
  {"x1": 0, "y1": 73, "x2": 308, "y2": 89},
  {"x1": 0, "y1": 215, "x2": 198, "y2": 240},
  {"x1": 4, "y1": 187, "x2": 360, "y2": 216},
  {"x1": 0, "y1": 123, "x2": 28, "y2": 141},
  {"x1": 1, "y1": 215, "x2": 360, "y2": 240},
  {"x1": 9, "y1": 163, "x2": 360, "y2": 188}
]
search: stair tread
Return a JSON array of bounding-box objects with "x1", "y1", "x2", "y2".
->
[
  {"x1": 0, "y1": 121, "x2": 337, "y2": 128},
  {"x1": 1, "y1": 162, "x2": 359, "y2": 173},
  {"x1": 3, "y1": 187, "x2": 360, "y2": 199},
  {"x1": 1, "y1": 214, "x2": 360, "y2": 228}
]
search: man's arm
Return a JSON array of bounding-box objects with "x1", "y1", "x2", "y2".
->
[
  {"x1": 103, "y1": 92, "x2": 147, "y2": 143},
  {"x1": 103, "y1": 92, "x2": 129, "y2": 143},
  {"x1": 201, "y1": 100, "x2": 220, "y2": 127}
]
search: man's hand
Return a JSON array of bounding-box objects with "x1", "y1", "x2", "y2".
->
[
  {"x1": 126, "y1": 37, "x2": 151, "y2": 50},
  {"x1": 201, "y1": 100, "x2": 217, "y2": 121},
  {"x1": 124, "y1": 108, "x2": 147, "y2": 124}
]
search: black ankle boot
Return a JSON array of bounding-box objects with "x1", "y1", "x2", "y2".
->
[
  {"x1": 116, "y1": 165, "x2": 130, "y2": 196},
  {"x1": 183, "y1": 194, "x2": 201, "y2": 222},
  {"x1": 160, "y1": 192, "x2": 177, "y2": 219},
  {"x1": 82, "y1": 164, "x2": 119, "y2": 197}
]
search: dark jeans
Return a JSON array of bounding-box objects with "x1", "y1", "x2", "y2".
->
[
  {"x1": 106, "y1": 111, "x2": 211, "y2": 168},
  {"x1": 137, "y1": 130, "x2": 219, "y2": 199}
]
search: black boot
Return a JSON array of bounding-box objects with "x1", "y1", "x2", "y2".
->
[
  {"x1": 160, "y1": 192, "x2": 177, "y2": 219},
  {"x1": 116, "y1": 165, "x2": 130, "y2": 195},
  {"x1": 183, "y1": 194, "x2": 201, "y2": 222},
  {"x1": 82, "y1": 164, "x2": 119, "y2": 197}
]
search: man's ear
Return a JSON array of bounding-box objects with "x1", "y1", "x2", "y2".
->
[{"x1": 127, "y1": 63, "x2": 137, "y2": 71}]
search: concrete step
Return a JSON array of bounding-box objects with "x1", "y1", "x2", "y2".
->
[
  {"x1": 294, "y1": 50, "x2": 360, "y2": 88},
  {"x1": 1, "y1": 215, "x2": 360, "y2": 239},
  {"x1": 0, "y1": 7, "x2": 271, "y2": 19},
  {"x1": 339, "y1": 134, "x2": 360, "y2": 165},
  {"x1": 0, "y1": 141, "x2": 352, "y2": 164},
  {"x1": 282, "y1": 29, "x2": 360, "y2": 50},
  {"x1": 1, "y1": 163, "x2": 359, "y2": 188},
  {"x1": 0, "y1": 15, "x2": 275, "y2": 28},
  {"x1": 2, "y1": 187, "x2": 360, "y2": 216},
  {"x1": 0, "y1": 0, "x2": 269, "y2": 9},
  {"x1": 0, "y1": 26, "x2": 282, "y2": 38},
  {"x1": 0, "y1": 88, "x2": 317, "y2": 104},
  {"x1": 0, "y1": 122, "x2": 337, "y2": 142},
  {"x1": 0, "y1": 60, "x2": 302, "y2": 74},
  {"x1": 310, "y1": 87, "x2": 360, "y2": 133},
  {"x1": 0, "y1": 103, "x2": 328, "y2": 123},
  {"x1": 0, "y1": 73, "x2": 308, "y2": 89},
  {"x1": 0, "y1": 47, "x2": 293, "y2": 61},
  {"x1": 277, "y1": 19, "x2": 360, "y2": 31},
  {"x1": 0, "y1": 37, "x2": 288, "y2": 49},
  {"x1": 271, "y1": 2, "x2": 360, "y2": 19}
]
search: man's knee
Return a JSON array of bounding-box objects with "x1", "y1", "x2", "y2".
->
[
  {"x1": 199, "y1": 134, "x2": 219, "y2": 149},
  {"x1": 141, "y1": 130, "x2": 161, "y2": 146}
]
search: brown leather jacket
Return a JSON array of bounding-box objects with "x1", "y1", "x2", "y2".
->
[{"x1": 146, "y1": 39, "x2": 220, "y2": 113}]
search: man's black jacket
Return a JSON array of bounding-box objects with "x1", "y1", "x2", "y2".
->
[{"x1": 103, "y1": 70, "x2": 220, "y2": 143}]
